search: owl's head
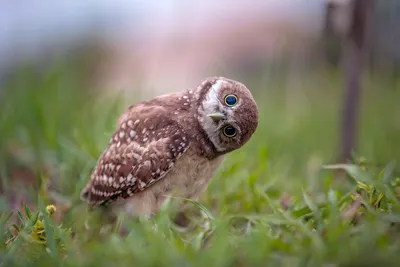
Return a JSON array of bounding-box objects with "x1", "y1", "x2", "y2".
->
[{"x1": 196, "y1": 77, "x2": 259, "y2": 154}]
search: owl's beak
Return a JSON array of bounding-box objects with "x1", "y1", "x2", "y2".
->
[{"x1": 207, "y1": 112, "x2": 225, "y2": 121}]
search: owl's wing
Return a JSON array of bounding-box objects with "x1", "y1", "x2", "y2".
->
[{"x1": 80, "y1": 107, "x2": 190, "y2": 206}]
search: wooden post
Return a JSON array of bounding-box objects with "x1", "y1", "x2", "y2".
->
[{"x1": 339, "y1": 0, "x2": 372, "y2": 162}]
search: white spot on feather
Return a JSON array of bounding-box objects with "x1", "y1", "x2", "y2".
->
[
  {"x1": 128, "y1": 189, "x2": 133, "y2": 196},
  {"x1": 109, "y1": 164, "x2": 115, "y2": 171},
  {"x1": 143, "y1": 160, "x2": 151, "y2": 167}
]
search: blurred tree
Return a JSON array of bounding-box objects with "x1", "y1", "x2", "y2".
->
[
  {"x1": 323, "y1": 1, "x2": 343, "y2": 67},
  {"x1": 324, "y1": 0, "x2": 400, "y2": 79},
  {"x1": 369, "y1": 0, "x2": 400, "y2": 81}
]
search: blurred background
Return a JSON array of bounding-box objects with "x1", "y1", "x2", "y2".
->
[{"x1": 0, "y1": 0, "x2": 399, "y2": 219}]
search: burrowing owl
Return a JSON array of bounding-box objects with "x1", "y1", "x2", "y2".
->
[{"x1": 81, "y1": 77, "x2": 259, "y2": 216}]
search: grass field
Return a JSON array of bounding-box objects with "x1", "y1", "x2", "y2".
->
[{"x1": 1, "y1": 60, "x2": 400, "y2": 266}]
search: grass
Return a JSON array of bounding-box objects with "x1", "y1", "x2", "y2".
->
[{"x1": 0, "y1": 59, "x2": 400, "y2": 266}]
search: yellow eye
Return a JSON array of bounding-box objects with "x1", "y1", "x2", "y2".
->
[
  {"x1": 223, "y1": 125, "x2": 236, "y2": 137},
  {"x1": 224, "y1": 94, "x2": 238, "y2": 106}
]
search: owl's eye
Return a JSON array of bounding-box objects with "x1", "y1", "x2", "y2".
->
[
  {"x1": 224, "y1": 95, "x2": 237, "y2": 106},
  {"x1": 223, "y1": 125, "x2": 237, "y2": 137}
]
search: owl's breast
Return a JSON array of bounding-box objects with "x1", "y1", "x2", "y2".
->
[
  {"x1": 167, "y1": 148, "x2": 224, "y2": 198},
  {"x1": 122, "y1": 148, "x2": 224, "y2": 216}
]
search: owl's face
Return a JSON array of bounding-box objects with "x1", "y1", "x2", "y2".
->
[{"x1": 196, "y1": 77, "x2": 259, "y2": 154}]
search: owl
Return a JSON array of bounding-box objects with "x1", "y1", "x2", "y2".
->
[{"x1": 80, "y1": 77, "x2": 259, "y2": 216}]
